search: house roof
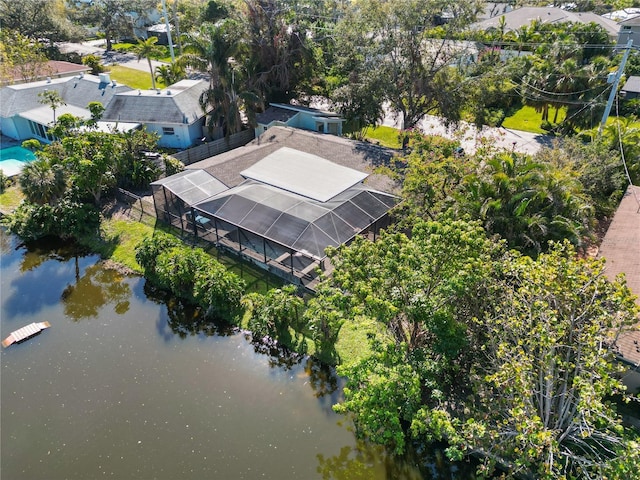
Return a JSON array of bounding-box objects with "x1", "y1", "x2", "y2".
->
[
  {"x1": 193, "y1": 179, "x2": 397, "y2": 260},
  {"x1": 2, "y1": 60, "x2": 91, "y2": 86},
  {"x1": 240, "y1": 147, "x2": 368, "y2": 202},
  {"x1": 101, "y1": 79, "x2": 207, "y2": 125},
  {"x1": 602, "y1": 8, "x2": 640, "y2": 22},
  {"x1": 471, "y1": 7, "x2": 620, "y2": 38},
  {"x1": 479, "y1": 2, "x2": 513, "y2": 21},
  {"x1": 620, "y1": 14, "x2": 640, "y2": 26},
  {"x1": 256, "y1": 103, "x2": 343, "y2": 126},
  {"x1": 0, "y1": 74, "x2": 132, "y2": 119},
  {"x1": 255, "y1": 106, "x2": 298, "y2": 125},
  {"x1": 270, "y1": 103, "x2": 343, "y2": 118},
  {"x1": 186, "y1": 126, "x2": 399, "y2": 194},
  {"x1": 622, "y1": 76, "x2": 640, "y2": 94}
]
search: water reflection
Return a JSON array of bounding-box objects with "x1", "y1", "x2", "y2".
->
[
  {"x1": 1, "y1": 229, "x2": 479, "y2": 479},
  {"x1": 61, "y1": 263, "x2": 131, "y2": 320},
  {"x1": 143, "y1": 282, "x2": 237, "y2": 339}
]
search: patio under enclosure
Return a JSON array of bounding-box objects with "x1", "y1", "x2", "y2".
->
[{"x1": 151, "y1": 147, "x2": 398, "y2": 288}]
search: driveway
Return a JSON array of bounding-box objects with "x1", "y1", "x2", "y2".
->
[{"x1": 382, "y1": 109, "x2": 554, "y2": 155}]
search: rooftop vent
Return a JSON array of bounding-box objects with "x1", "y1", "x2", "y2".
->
[
  {"x1": 46, "y1": 77, "x2": 51, "y2": 83},
  {"x1": 166, "y1": 90, "x2": 172, "y2": 95},
  {"x1": 98, "y1": 72, "x2": 111, "y2": 84},
  {"x1": 111, "y1": 80, "x2": 117, "y2": 87}
]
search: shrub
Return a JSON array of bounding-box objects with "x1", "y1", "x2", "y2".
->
[
  {"x1": 163, "y1": 154, "x2": 184, "y2": 176},
  {"x1": 82, "y1": 54, "x2": 105, "y2": 74},
  {"x1": 0, "y1": 169, "x2": 9, "y2": 193},
  {"x1": 4, "y1": 198, "x2": 100, "y2": 242},
  {"x1": 135, "y1": 233, "x2": 246, "y2": 322}
]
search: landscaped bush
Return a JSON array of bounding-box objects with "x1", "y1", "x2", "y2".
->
[
  {"x1": 0, "y1": 169, "x2": 9, "y2": 193},
  {"x1": 5, "y1": 198, "x2": 100, "y2": 242},
  {"x1": 82, "y1": 54, "x2": 105, "y2": 74},
  {"x1": 163, "y1": 154, "x2": 184, "y2": 176},
  {"x1": 135, "y1": 232, "x2": 246, "y2": 322}
]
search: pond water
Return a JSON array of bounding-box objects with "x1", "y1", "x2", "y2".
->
[{"x1": 0, "y1": 230, "x2": 474, "y2": 479}]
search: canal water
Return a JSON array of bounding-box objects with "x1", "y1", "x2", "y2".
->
[{"x1": 0, "y1": 229, "x2": 473, "y2": 479}]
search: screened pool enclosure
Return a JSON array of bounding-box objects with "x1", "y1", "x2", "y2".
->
[{"x1": 151, "y1": 148, "x2": 397, "y2": 287}]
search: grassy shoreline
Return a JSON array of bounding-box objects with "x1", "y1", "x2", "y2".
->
[{"x1": 1, "y1": 188, "x2": 374, "y2": 367}]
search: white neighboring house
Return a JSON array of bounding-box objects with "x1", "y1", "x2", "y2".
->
[
  {"x1": 101, "y1": 79, "x2": 209, "y2": 149},
  {"x1": 471, "y1": 7, "x2": 620, "y2": 40},
  {"x1": 616, "y1": 14, "x2": 640, "y2": 47},
  {"x1": 255, "y1": 103, "x2": 344, "y2": 138},
  {"x1": 1, "y1": 75, "x2": 209, "y2": 149},
  {"x1": 0, "y1": 72, "x2": 135, "y2": 143}
]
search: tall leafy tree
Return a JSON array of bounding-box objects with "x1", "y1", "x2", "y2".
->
[
  {"x1": 332, "y1": 0, "x2": 483, "y2": 129},
  {"x1": 241, "y1": 0, "x2": 320, "y2": 102},
  {"x1": 0, "y1": 0, "x2": 81, "y2": 45},
  {"x1": 321, "y1": 218, "x2": 500, "y2": 453},
  {"x1": 456, "y1": 242, "x2": 640, "y2": 479},
  {"x1": 0, "y1": 30, "x2": 49, "y2": 84},
  {"x1": 76, "y1": 0, "x2": 157, "y2": 51}
]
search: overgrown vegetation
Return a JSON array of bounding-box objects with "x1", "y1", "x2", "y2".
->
[{"x1": 3, "y1": 1, "x2": 640, "y2": 477}]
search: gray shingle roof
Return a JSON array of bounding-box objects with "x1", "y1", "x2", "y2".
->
[
  {"x1": 472, "y1": 7, "x2": 619, "y2": 38},
  {"x1": 622, "y1": 76, "x2": 640, "y2": 94},
  {"x1": 256, "y1": 106, "x2": 298, "y2": 124},
  {"x1": 101, "y1": 79, "x2": 208, "y2": 125},
  {"x1": 1, "y1": 74, "x2": 132, "y2": 118},
  {"x1": 186, "y1": 126, "x2": 399, "y2": 194}
]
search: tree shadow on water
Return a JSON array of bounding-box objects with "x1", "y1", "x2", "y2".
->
[{"x1": 143, "y1": 282, "x2": 238, "y2": 341}]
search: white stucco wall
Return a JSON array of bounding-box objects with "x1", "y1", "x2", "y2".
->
[
  {"x1": 147, "y1": 120, "x2": 205, "y2": 149},
  {"x1": 0, "y1": 117, "x2": 20, "y2": 141}
]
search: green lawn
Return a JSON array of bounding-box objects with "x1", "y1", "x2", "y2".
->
[
  {"x1": 0, "y1": 185, "x2": 24, "y2": 215},
  {"x1": 113, "y1": 43, "x2": 173, "y2": 62},
  {"x1": 108, "y1": 65, "x2": 166, "y2": 90},
  {"x1": 362, "y1": 125, "x2": 403, "y2": 149},
  {"x1": 502, "y1": 105, "x2": 566, "y2": 134}
]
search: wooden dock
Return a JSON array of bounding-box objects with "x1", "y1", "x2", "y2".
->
[{"x1": 2, "y1": 322, "x2": 51, "y2": 348}]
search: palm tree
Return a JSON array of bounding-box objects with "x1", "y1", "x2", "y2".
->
[
  {"x1": 19, "y1": 157, "x2": 66, "y2": 205},
  {"x1": 133, "y1": 37, "x2": 165, "y2": 90},
  {"x1": 38, "y1": 90, "x2": 65, "y2": 123},
  {"x1": 200, "y1": 80, "x2": 263, "y2": 137},
  {"x1": 155, "y1": 62, "x2": 186, "y2": 87},
  {"x1": 456, "y1": 152, "x2": 592, "y2": 255},
  {"x1": 180, "y1": 19, "x2": 240, "y2": 89}
]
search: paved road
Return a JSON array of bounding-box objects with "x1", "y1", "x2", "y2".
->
[
  {"x1": 382, "y1": 109, "x2": 554, "y2": 155},
  {"x1": 58, "y1": 40, "x2": 168, "y2": 74}
]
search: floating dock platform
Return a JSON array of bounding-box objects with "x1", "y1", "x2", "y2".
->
[{"x1": 2, "y1": 322, "x2": 51, "y2": 347}]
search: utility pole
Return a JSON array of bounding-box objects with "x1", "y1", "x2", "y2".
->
[
  {"x1": 598, "y1": 39, "x2": 633, "y2": 137},
  {"x1": 161, "y1": 0, "x2": 175, "y2": 63}
]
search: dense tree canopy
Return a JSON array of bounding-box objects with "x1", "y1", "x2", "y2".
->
[
  {"x1": 331, "y1": 0, "x2": 483, "y2": 130},
  {"x1": 457, "y1": 242, "x2": 640, "y2": 478},
  {"x1": 0, "y1": 0, "x2": 82, "y2": 44}
]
